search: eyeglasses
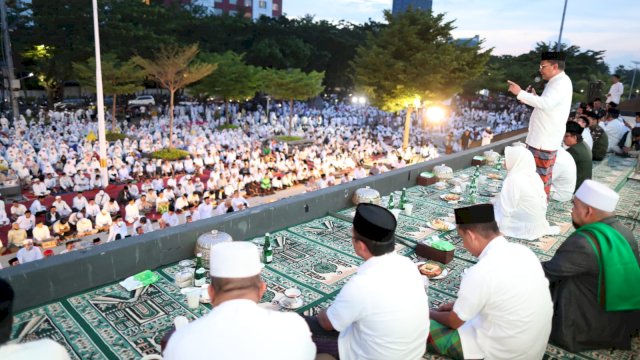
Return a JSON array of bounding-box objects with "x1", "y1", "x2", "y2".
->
[{"x1": 539, "y1": 64, "x2": 552, "y2": 70}]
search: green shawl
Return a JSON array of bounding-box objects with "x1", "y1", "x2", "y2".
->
[{"x1": 575, "y1": 222, "x2": 640, "y2": 311}]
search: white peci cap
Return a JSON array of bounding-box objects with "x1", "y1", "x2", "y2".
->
[
  {"x1": 575, "y1": 180, "x2": 619, "y2": 212},
  {"x1": 209, "y1": 242, "x2": 264, "y2": 278}
]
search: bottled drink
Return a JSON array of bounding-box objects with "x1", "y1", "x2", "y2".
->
[
  {"x1": 194, "y1": 253, "x2": 206, "y2": 286},
  {"x1": 399, "y1": 188, "x2": 406, "y2": 210},
  {"x1": 263, "y1": 233, "x2": 273, "y2": 264},
  {"x1": 495, "y1": 156, "x2": 502, "y2": 171},
  {"x1": 387, "y1": 193, "x2": 395, "y2": 209}
]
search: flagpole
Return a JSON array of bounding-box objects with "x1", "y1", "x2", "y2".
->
[{"x1": 92, "y1": 0, "x2": 109, "y2": 188}]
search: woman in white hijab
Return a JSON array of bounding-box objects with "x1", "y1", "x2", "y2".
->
[{"x1": 494, "y1": 146, "x2": 556, "y2": 240}]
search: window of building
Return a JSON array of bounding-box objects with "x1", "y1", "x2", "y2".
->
[
  {"x1": 244, "y1": 0, "x2": 252, "y2": 6},
  {"x1": 229, "y1": 10, "x2": 237, "y2": 15},
  {"x1": 272, "y1": 3, "x2": 279, "y2": 11},
  {"x1": 213, "y1": 8, "x2": 223, "y2": 15},
  {"x1": 259, "y1": 0, "x2": 267, "y2": 8},
  {"x1": 229, "y1": 0, "x2": 237, "y2": 5}
]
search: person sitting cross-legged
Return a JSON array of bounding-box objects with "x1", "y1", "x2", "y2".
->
[
  {"x1": 542, "y1": 180, "x2": 640, "y2": 352},
  {"x1": 428, "y1": 204, "x2": 553, "y2": 360}
]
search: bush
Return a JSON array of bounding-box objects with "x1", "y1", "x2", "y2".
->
[
  {"x1": 105, "y1": 132, "x2": 128, "y2": 142},
  {"x1": 216, "y1": 124, "x2": 239, "y2": 131},
  {"x1": 150, "y1": 148, "x2": 191, "y2": 161},
  {"x1": 275, "y1": 135, "x2": 303, "y2": 142}
]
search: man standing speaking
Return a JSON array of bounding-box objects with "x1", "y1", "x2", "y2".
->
[{"x1": 507, "y1": 52, "x2": 573, "y2": 197}]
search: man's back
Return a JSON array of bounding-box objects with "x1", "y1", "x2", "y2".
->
[
  {"x1": 164, "y1": 299, "x2": 315, "y2": 360},
  {"x1": 566, "y1": 141, "x2": 592, "y2": 191},
  {"x1": 327, "y1": 252, "x2": 429, "y2": 360},
  {"x1": 454, "y1": 238, "x2": 552, "y2": 359}
]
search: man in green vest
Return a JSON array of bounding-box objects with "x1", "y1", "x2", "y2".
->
[
  {"x1": 542, "y1": 180, "x2": 640, "y2": 352},
  {"x1": 564, "y1": 121, "x2": 592, "y2": 191}
]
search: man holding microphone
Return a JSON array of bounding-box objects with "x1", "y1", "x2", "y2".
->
[{"x1": 507, "y1": 52, "x2": 573, "y2": 198}]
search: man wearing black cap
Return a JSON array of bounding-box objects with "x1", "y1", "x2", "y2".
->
[
  {"x1": 583, "y1": 110, "x2": 609, "y2": 160},
  {"x1": 564, "y1": 121, "x2": 592, "y2": 190},
  {"x1": 507, "y1": 51, "x2": 573, "y2": 197},
  {"x1": 602, "y1": 108, "x2": 630, "y2": 154},
  {"x1": 306, "y1": 203, "x2": 429, "y2": 360},
  {"x1": 428, "y1": 204, "x2": 552, "y2": 360}
]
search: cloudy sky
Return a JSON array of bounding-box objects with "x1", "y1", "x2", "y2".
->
[{"x1": 285, "y1": 0, "x2": 640, "y2": 71}]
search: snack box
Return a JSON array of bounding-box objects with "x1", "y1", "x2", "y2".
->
[
  {"x1": 417, "y1": 171, "x2": 436, "y2": 186},
  {"x1": 416, "y1": 243, "x2": 454, "y2": 264},
  {"x1": 471, "y1": 156, "x2": 486, "y2": 166}
]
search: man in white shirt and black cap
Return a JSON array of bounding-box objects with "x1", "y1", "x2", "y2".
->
[
  {"x1": 542, "y1": 180, "x2": 640, "y2": 352},
  {"x1": 429, "y1": 204, "x2": 553, "y2": 359},
  {"x1": 306, "y1": 203, "x2": 429, "y2": 360},
  {"x1": 164, "y1": 241, "x2": 316, "y2": 360}
]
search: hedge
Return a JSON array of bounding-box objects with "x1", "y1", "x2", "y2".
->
[
  {"x1": 216, "y1": 124, "x2": 239, "y2": 131},
  {"x1": 150, "y1": 148, "x2": 191, "y2": 161},
  {"x1": 105, "y1": 132, "x2": 128, "y2": 142},
  {"x1": 275, "y1": 135, "x2": 303, "y2": 142}
]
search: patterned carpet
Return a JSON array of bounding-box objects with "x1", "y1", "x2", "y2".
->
[{"x1": 9, "y1": 157, "x2": 640, "y2": 359}]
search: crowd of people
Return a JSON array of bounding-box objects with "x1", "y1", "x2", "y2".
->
[{"x1": 1, "y1": 52, "x2": 640, "y2": 360}]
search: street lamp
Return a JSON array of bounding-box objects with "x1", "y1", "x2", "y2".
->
[
  {"x1": 628, "y1": 61, "x2": 640, "y2": 100},
  {"x1": 557, "y1": 0, "x2": 569, "y2": 51},
  {"x1": 92, "y1": 0, "x2": 109, "y2": 188},
  {"x1": 425, "y1": 106, "x2": 445, "y2": 123}
]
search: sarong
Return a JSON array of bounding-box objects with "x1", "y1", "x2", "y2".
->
[
  {"x1": 304, "y1": 316, "x2": 340, "y2": 359},
  {"x1": 526, "y1": 145, "x2": 557, "y2": 197},
  {"x1": 427, "y1": 320, "x2": 464, "y2": 359}
]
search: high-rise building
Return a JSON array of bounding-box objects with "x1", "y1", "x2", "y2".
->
[
  {"x1": 392, "y1": 0, "x2": 432, "y2": 15},
  {"x1": 204, "y1": 0, "x2": 282, "y2": 19}
]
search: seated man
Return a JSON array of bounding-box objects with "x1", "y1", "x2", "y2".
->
[
  {"x1": 75, "y1": 214, "x2": 96, "y2": 237},
  {"x1": 7, "y1": 223, "x2": 27, "y2": 251},
  {"x1": 494, "y1": 146, "x2": 555, "y2": 240},
  {"x1": 564, "y1": 121, "x2": 592, "y2": 191},
  {"x1": 94, "y1": 210, "x2": 112, "y2": 232},
  {"x1": 16, "y1": 239, "x2": 43, "y2": 264},
  {"x1": 52, "y1": 218, "x2": 73, "y2": 239},
  {"x1": 31, "y1": 178, "x2": 50, "y2": 196},
  {"x1": 29, "y1": 196, "x2": 47, "y2": 217},
  {"x1": 542, "y1": 180, "x2": 640, "y2": 352},
  {"x1": 429, "y1": 204, "x2": 553, "y2": 359},
  {"x1": 32, "y1": 222, "x2": 52, "y2": 243},
  {"x1": 306, "y1": 203, "x2": 429, "y2": 360},
  {"x1": 550, "y1": 146, "x2": 576, "y2": 202},
  {"x1": 164, "y1": 242, "x2": 316, "y2": 359}
]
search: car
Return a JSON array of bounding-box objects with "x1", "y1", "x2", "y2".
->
[
  {"x1": 128, "y1": 95, "x2": 155, "y2": 106},
  {"x1": 53, "y1": 98, "x2": 88, "y2": 111}
]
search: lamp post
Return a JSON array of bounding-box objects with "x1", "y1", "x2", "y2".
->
[
  {"x1": 556, "y1": 0, "x2": 569, "y2": 51},
  {"x1": 18, "y1": 72, "x2": 34, "y2": 99},
  {"x1": 92, "y1": 0, "x2": 109, "y2": 188},
  {"x1": 0, "y1": 0, "x2": 18, "y2": 122},
  {"x1": 628, "y1": 61, "x2": 640, "y2": 100},
  {"x1": 402, "y1": 98, "x2": 421, "y2": 151}
]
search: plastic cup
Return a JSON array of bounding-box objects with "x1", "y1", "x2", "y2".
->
[
  {"x1": 390, "y1": 209, "x2": 402, "y2": 219},
  {"x1": 186, "y1": 289, "x2": 200, "y2": 309},
  {"x1": 404, "y1": 203, "x2": 414, "y2": 216}
]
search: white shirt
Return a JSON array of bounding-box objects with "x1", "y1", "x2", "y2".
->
[
  {"x1": 17, "y1": 246, "x2": 43, "y2": 263},
  {"x1": 0, "y1": 339, "x2": 70, "y2": 360},
  {"x1": 602, "y1": 118, "x2": 629, "y2": 151},
  {"x1": 72, "y1": 196, "x2": 87, "y2": 210},
  {"x1": 518, "y1": 71, "x2": 573, "y2": 150},
  {"x1": 606, "y1": 81, "x2": 624, "y2": 104},
  {"x1": 124, "y1": 203, "x2": 140, "y2": 222},
  {"x1": 327, "y1": 252, "x2": 429, "y2": 360},
  {"x1": 453, "y1": 237, "x2": 553, "y2": 360},
  {"x1": 550, "y1": 147, "x2": 577, "y2": 202},
  {"x1": 164, "y1": 299, "x2": 315, "y2": 360},
  {"x1": 32, "y1": 226, "x2": 51, "y2": 242}
]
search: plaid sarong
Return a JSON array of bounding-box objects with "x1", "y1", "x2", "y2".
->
[
  {"x1": 526, "y1": 145, "x2": 557, "y2": 198},
  {"x1": 427, "y1": 320, "x2": 464, "y2": 359}
]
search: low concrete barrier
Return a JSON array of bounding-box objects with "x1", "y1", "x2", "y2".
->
[{"x1": 0, "y1": 133, "x2": 527, "y2": 311}]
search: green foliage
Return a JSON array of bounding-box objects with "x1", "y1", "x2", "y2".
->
[
  {"x1": 275, "y1": 136, "x2": 303, "y2": 142},
  {"x1": 191, "y1": 51, "x2": 262, "y2": 102},
  {"x1": 150, "y1": 148, "x2": 190, "y2": 161},
  {"x1": 105, "y1": 132, "x2": 128, "y2": 142},
  {"x1": 216, "y1": 124, "x2": 240, "y2": 131},
  {"x1": 352, "y1": 9, "x2": 491, "y2": 112},
  {"x1": 260, "y1": 68, "x2": 325, "y2": 103}
]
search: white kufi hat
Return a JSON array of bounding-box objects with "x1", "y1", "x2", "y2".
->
[
  {"x1": 575, "y1": 179, "x2": 619, "y2": 212},
  {"x1": 209, "y1": 242, "x2": 264, "y2": 278}
]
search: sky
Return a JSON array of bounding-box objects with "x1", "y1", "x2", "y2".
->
[{"x1": 285, "y1": 0, "x2": 640, "y2": 71}]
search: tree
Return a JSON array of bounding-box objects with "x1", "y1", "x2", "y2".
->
[
  {"x1": 190, "y1": 51, "x2": 262, "y2": 122},
  {"x1": 22, "y1": 45, "x2": 60, "y2": 106},
  {"x1": 260, "y1": 68, "x2": 325, "y2": 135},
  {"x1": 72, "y1": 54, "x2": 145, "y2": 129},
  {"x1": 132, "y1": 44, "x2": 216, "y2": 147},
  {"x1": 352, "y1": 9, "x2": 490, "y2": 112}
]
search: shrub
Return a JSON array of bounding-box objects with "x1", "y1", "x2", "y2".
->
[
  {"x1": 150, "y1": 148, "x2": 190, "y2": 161},
  {"x1": 216, "y1": 124, "x2": 239, "y2": 131},
  {"x1": 105, "y1": 132, "x2": 128, "y2": 142},
  {"x1": 275, "y1": 135, "x2": 303, "y2": 142}
]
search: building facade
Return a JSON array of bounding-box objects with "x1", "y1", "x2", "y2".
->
[
  {"x1": 200, "y1": 0, "x2": 282, "y2": 19},
  {"x1": 392, "y1": 0, "x2": 432, "y2": 15}
]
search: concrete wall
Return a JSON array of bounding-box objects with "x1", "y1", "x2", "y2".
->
[{"x1": 0, "y1": 134, "x2": 526, "y2": 312}]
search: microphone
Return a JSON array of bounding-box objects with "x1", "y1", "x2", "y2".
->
[{"x1": 526, "y1": 76, "x2": 541, "y2": 93}]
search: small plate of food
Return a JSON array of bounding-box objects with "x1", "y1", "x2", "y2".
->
[
  {"x1": 487, "y1": 173, "x2": 503, "y2": 180},
  {"x1": 440, "y1": 193, "x2": 461, "y2": 202},
  {"x1": 417, "y1": 262, "x2": 449, "y2": 280},
  {"x1": 426, "y1": 218, "x2": 456, "y2": 231}
]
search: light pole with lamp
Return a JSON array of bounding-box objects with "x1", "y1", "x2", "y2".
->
[
  {"x1": 556, "y1": 0, "x2": 569, "y2": 52},
  {"x1": 92, "y1": 0, "x2": 109, "y2": 188},
  {"x1": 402, "y1": 98, "x2": 421, "y2": 151},
  {"x1": 628, "y1": 61, "x2": 640, "y2": 100},
  {"x1": 17, "y1": 72, "x2": 34, "y2": 99}
]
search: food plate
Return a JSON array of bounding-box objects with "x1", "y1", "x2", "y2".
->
[
  {"x1": 440, "y1": 194, "x2": 461, "y2": 202},
  {"x1": 179, "y1": 260, "x2": 195, "y2": 268},
  {"x1": 487, "y1": 173, "x2": 503, "y2": 180},
  {"x1": 279, "y1": 297, "x2": 304, "y2": 310},
  {"x1": 434, "y1": 182, "x2": 447, "y2": 190},
  {"x1": 416, "y1": 261, "x2": 450, "y2": 282},
  {"x1": 426, "y1": 219, "x2": 456, "y2": 231}
]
